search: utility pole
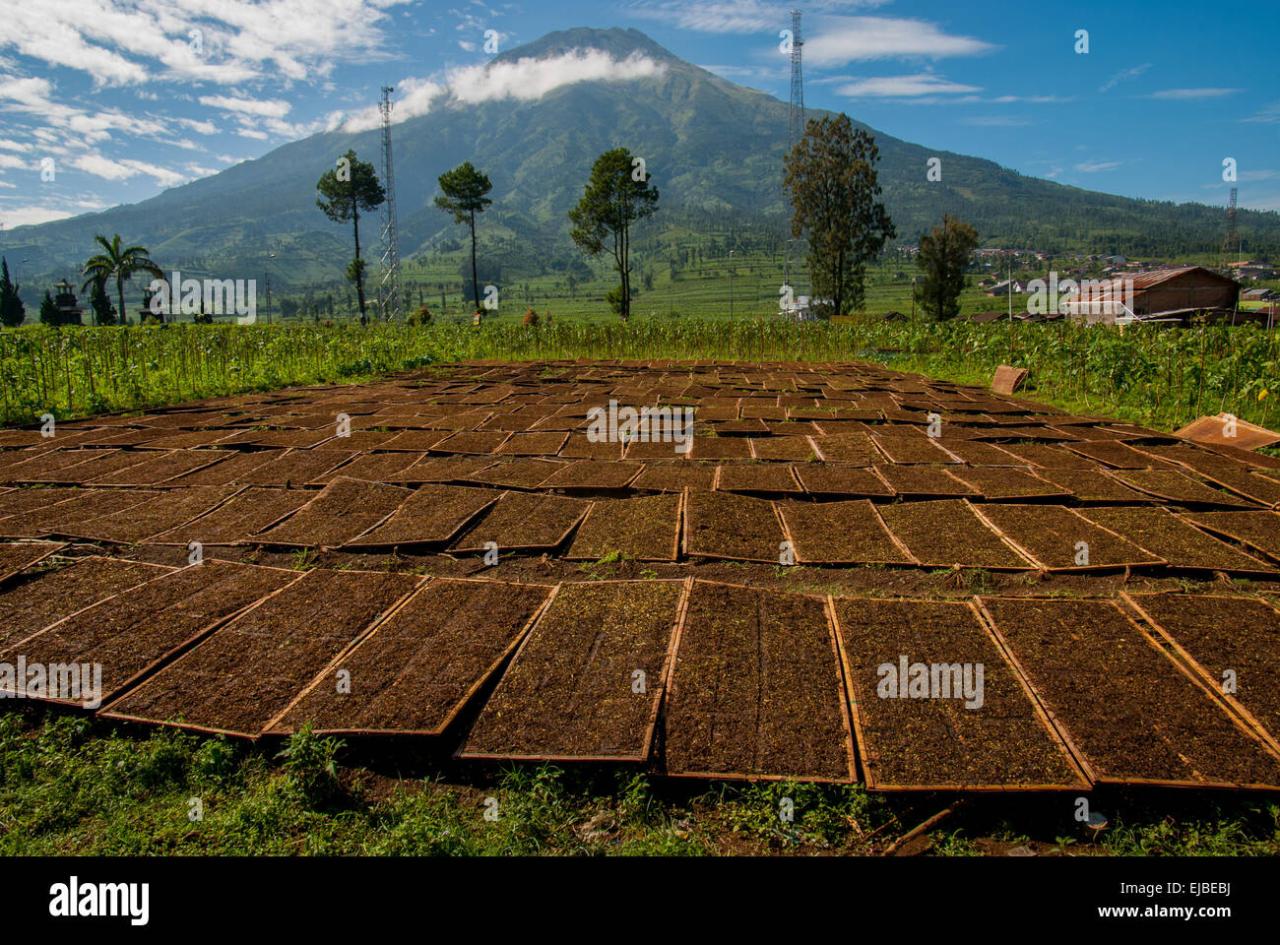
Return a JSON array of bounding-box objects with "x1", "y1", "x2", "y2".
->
[{"x1": 729, "y1": 250, "x2": 735, "y2": 318}]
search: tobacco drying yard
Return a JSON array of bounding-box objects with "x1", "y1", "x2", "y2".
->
[{"x1": 1, "y1": 359, "x2": 1279, "y2": 857}]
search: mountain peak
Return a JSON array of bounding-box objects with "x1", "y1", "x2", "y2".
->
[{"x1": 498, "y1": 27, "x2": 680, "y2": 65}]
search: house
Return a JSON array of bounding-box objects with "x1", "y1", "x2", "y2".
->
[
  {"x1": 50, "y1": 280, "x2": 84, "y2": 326},
  {"x1": 779, "y1": 292, "x2": 823, "y2": 322},
  {"x1": 1228, "y1": 261, "x2": 1277, "y2": 281},
  {"x1": 986, "y1": 279, "x2": 1025, "y2": 298}
]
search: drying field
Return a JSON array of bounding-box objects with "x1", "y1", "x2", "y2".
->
[{"x1": 1, "y1": 359, "x2": 1279, "y2": 794}]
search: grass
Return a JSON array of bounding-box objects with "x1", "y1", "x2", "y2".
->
[
  {"x1": 2, "y1": 711, "x2": 1277, "y2": 857},
  {"x1": 2, "y1": 316, "x2": 1278, "y2": 435}
]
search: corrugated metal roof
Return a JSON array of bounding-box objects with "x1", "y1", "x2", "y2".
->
[{"x1": 1128, "y1": 266, "x2": 1238, "y2": 290}]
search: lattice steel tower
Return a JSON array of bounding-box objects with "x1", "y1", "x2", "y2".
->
[
  {"x1": 378, "y1": 85, "x2": 403, "y2": 322},
  {"x1": 1220, "y1": 187, "x2": 1239, "y2": 271},
  {"x1": 788, "y1": 11, "x2": 806, "y2": 148}
]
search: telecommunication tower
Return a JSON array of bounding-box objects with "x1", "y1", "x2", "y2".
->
[
  {"x1": 378, "y1": 86, "x2": 402, "y2": 321},
  {"x1": 1220, "y1": 187, "x2": 1239, "y2": 271},
  {"x1": 788, "y1": 11, "x2": 806, "y2": 149}
]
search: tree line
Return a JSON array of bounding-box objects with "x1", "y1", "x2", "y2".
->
[{"x1": 0, "y1": 112, "x2": 979, "y2": 329}]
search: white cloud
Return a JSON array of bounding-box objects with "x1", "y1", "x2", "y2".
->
[
  {"x1": 960, "y1": 116, "x2": 1031, "y2": 127},
  {"x1": 68, "y1": 152, "x2": 186, "y2": 187},
  {"x1": 0, "y1": 205, "x2": 74, "y2": 228},
  {"x1": 0, "y1": 154, "x2": 27, "y2": 170},
  {"x1": 450, "y1": 50, "x2": 666, "y2": 105},
  {"x1": 1075, "y1": 161, "x2": 1122, "y2": 173},
  {"x1": 337, "y1": 75, "x2": 447, "y2": 132},
  {"x1": 1099, "y1": 63, "x2": 1150, "y2": 93},
  {"x1": 836, "y1": 73, "x2": 980, "y2": 98},
  {"x1": 806, "y1": 16, "x2": 994, "y2": 66},
  {"x1": 628, "y1": 1, "x2": 889, "y2": 34},
  {"x1": 0, "y1": 0, "x2": 412, "y2": 88},
  {"x1": 339, "y1": 51, "x2": 666, "y2": 132},
  {"x1": 1149, "y1": 88, "x2": 1241, "y2": 100},
  {"x1": 1243, "y1": 102, "x2": 1280, "y2": 124},
  {"x1": 176, "y1": 117, "x2": 219, "y2": 135},
  {"x1": 198, "y1": 95, "x2": 292, "y2": 119}
]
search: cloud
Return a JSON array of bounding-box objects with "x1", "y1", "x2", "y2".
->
[
  {"x1": 835, "y1": 73, "x2": 981, "y2": 98},
  {"x1": 339, "y1": 50, "x2": 666, "y2": 132},
  {"x1": 960, "y1": 116, "x2": 1031, "y2": 127},
  {"x1": 1149, "y1": 88, "x2": 1241, "y2": 100},
  {"x1": 176, "y1": 117, "x2": 220, "y2": 135},
  {"x1": 806, "y1": 16, "x2": 995, "y2": 66},
  {"x1": 68, "y1": 153, "x2": 187, "y2": 187},
  {"x1": 198, "y1": 95, "x2": 292, "y2": 119},
  {"x1": 1075, "y1": 161, "x2": 1121, "y2": 173},
  {"x1": 0, "y1": 205, "x2": 74, "y2": 228},
  {"x1": 627, "y1": 1, "x2": 889, "y2": 34},
  {"x1": 1243, "y1": 102, "x2": 1280, "y2": 124},
  {"x1": 1099, "y1": 63, "x2": 1150, "y2": 93},
  {"x1": 0, "y1": 0, "x2": 412, "y2": 88},
  {"x1": 450, "y1": 50, "x2": 665, "y2": 104}
]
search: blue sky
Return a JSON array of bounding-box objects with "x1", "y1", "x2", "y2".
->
[{"x1": 1, "y1": 0, "x2": 1277, "y2": 231}]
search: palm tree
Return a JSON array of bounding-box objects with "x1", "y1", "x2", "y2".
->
[{"x1": 81, "y1": 234, "x2": 162, "y2": 326}]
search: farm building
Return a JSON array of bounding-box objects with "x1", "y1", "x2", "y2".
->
[
  {"x1": 1065, "y1": 266, "x2": 1240, "y2": 323},
  {"x1": 1127, "y1": 266, "x2": 1239, "y2": 316}
]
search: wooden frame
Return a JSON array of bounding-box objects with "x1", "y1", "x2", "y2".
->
[
  {"x1": 977, "y1": 595, "x2": 1280, "y2": 791},
  {"x1": 833, "y1": 595, "x2": 1088, "y2": 793}
]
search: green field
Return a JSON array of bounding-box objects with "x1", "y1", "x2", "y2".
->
[
  {"x1": 3, "y1": 317, "x2": 1276, "y2": 436},
  {"x1": 4, "y1": 711, "x2": 1277, "y2": 856}
]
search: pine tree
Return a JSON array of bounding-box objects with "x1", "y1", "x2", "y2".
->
[
  {"x1": 0, "y1": 257, "x2": 24, "y2": 327},
  {"x1": 39, "y1": 291, "x2": 58, "y2": 326}
]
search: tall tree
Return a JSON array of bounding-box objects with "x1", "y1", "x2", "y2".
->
[
  {"x1": 569, "y1": 148, "x2": 658, "y2": 320},
  {"x1": 784, "y1": 115, "x2": 895, "y2": 318},
  {"x1": 39, "y1": 290, "x2": 57, "y2": 326},
  {"x1": 434, "y1": 162, "x2": 493, "y2": 312},
  {"x1": 88, "y1": 276, "x2": 116, "y2": 326},
  {"x1": 916, "y1": 215, "x2": 980, "y2": 321},
  {"x1": 316, "y1": 150, "x2": 385, "y2": 325},
  {"x1": 81, "y1": 234, "x2": 161, "y2": 327},
  {"x1": 0, "y1": 257, "x2": 23, "y2": 328}
]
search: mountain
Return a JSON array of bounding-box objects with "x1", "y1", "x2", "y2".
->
[{"x1": 4, "y1": 27, "x2": 1277, "y2": 293}]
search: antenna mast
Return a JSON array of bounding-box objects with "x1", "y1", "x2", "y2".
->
[
  {"x1": 378, "y1": 85, "x2": 402, "y2": 322},
  {"x1": 783, "y1": 10, "x2": 806, "y2": 310},
  {"x1": 788, "y1": 10, "x2": 806, "y2": 149}
]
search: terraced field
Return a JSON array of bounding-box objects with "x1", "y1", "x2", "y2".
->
[{"x1": 1, "y1": 360, "x2": 1278, "y2": 792}]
